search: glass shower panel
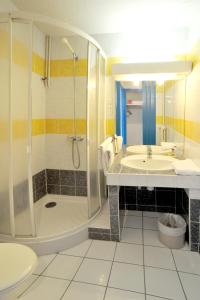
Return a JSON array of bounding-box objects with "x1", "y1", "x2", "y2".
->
[
  {"x1": 98, "y1": 54, "x2": 106, "y2": 207},
  {"x1": 87, "y1": 43, "x2": 100, "y2": 218},
  {"x1": 0, "y1": 22, "x2": 11, "y2": 235},
  {"x1": 12, "y1": 21, "x2": 33, "y2": 236}
]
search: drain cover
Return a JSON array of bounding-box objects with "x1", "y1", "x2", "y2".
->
[{"x1": 45, "y1": 202, "x2": 57, "y2": 208}]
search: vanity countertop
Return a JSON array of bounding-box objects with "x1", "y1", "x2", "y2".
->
[{"x1": 106, "y1": 149, "x2": 200, "y2": 189}]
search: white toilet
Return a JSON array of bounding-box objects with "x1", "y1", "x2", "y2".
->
[{"x1": 0, "y1": 243, "x2": 37, "y2": 300}]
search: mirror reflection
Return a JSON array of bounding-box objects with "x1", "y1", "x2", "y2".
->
[{"x1": 115, "y1": 78, "x2": 186, "y2": 158}]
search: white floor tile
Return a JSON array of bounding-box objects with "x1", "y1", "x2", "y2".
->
[
  {"x1": 86, "y1": 240, "x2": 116, "y2": 261},
  {"x1": 74, "y1": 258, "x2": 112, "y2": 286},
  {"x1": 126, "y1": 210, "x2": 143, "y2": 217},
  {"x1": 105, "y1": 287, "x2": 145, "y2": 300},
  {"x1": 15, "y1": 275, "x2": 38, "y2": 297},
  {"x1": 143, "y1": 212, "x2": 163, "y2": 218},
  {"x1": 179, "y1": 272, "x2": 200, "y2": 300},
  {"x1": 60, "y1": 240, "x2": 92, "y2": 257},
  {"x1": 114, "y1": 243, "x2": 143, "y2": 265},
  {"x1": 143, "y1": 217, "x2": 158, "y2": 230},
  {"x1": 143, "y1": 230, "x2": 166, "y2": 247},
  {"x1": 33, "y1": 254, "x2": 56, "y2": 275},
  {"x1": 144, "y1": 246, "x2": 176, "y2": 270},
  {"x1": 19, "y1": 276, "x2": 70, "y2": 300},
  {"x1": 121, "y1": 228, "x2": 143, "y2": 244},
  {"x1": 173, "y1": 249, "x2": 200, "y2": 275},
  {"x1": 124, "y1": 216, "x2": 142, "y2": 229},
  {"x1": 146, "y1": 296, "x2": 168, "y2": 300},
  {"x1": 62, "y1": 281, "x2": 106, "y2": 300},
  {"x1": 43, "y1": 254, "x2": 82, "y2": 280},
  {"x1": 108, "y1": 262, "x2": 145, "y2": 293},
  {"x1": 145, "y1": 266, "x2": 186, "y2": 300}
]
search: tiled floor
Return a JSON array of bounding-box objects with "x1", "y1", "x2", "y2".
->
[{"x1": 18, "y1": 211, "x2": 200, "y2": 300}]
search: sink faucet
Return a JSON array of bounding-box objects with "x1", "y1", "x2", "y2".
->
[{"x1": 147, "y1": 145, "x2": 152, "y2": 159}]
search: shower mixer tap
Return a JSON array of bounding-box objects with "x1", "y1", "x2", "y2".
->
[{"x1": 68, "y1": 136, "x2": 84, "y2": 142}]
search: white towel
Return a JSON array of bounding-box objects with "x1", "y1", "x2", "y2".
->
[
  {"x1": 161, "y1": 142, "x2": 175, "y2": 150},
  {"x1": 99, "y1": 138, "x2": 114, "y2": 173},
  {"x1": 172, "y1": 159, "x2": 200, "y2": 175}
]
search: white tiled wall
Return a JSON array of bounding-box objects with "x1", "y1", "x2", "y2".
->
[
  {"x1": 45, "y1": 134, "x2": 87, "y2": 170},
  {"x1": 46, "y1": 77, "x2": 87, "y2": 119},
  {"x1": 32, "y1": 25, "x2": 46, "y2": 175}
]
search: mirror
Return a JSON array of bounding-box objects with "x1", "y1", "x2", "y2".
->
[{"x1": 115, "y1": 78, "x2": 187, "y2": 155}]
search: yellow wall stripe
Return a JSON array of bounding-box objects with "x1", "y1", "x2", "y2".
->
[
  {"x1": 32, "y1": 119, "x2": 46, "y2": 136},
  {"x1": 32, "y1": 53, "x2": 45, "y2": 76},
  {"x1": 106, "y1": 119, "x2": 116, "y2": 136},
  {"x1": 156, "y1": 115, "x2": 200, "y2": 143},
  {"x1": 50, "y1": 59, "x2": 88, "y2": 77},
  {"x1": 156, "y1": 116, "x2": 164, "y2": 125},
  {"x1": 46, "y1": 118, "x2": 87, "y2": 134}
]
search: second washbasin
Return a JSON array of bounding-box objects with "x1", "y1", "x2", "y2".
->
[{"x1": 121, "y1": 155, "x2": 176, "y2": 172}]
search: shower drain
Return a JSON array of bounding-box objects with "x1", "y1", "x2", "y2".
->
[{"x1": 45, "y1": 202, "x2": 57, "y2": 208}]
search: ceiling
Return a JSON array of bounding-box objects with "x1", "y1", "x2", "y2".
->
[{"x1": 11, "y1": 0, "x2": 200, "y2": 35}]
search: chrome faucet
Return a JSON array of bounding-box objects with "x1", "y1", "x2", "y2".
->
[{"x1": 147, "y1": 145, "x2": 152, "y2": 159}]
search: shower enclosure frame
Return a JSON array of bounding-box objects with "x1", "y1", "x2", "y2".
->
[{"x1": 0, "y1": 12, "x2": 106, "y2": 242}]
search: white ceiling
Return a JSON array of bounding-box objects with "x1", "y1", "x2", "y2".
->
[{"x1": 11, "y1": 0, "x2": 200, "y2": 35}]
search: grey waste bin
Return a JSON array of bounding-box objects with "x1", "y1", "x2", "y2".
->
[{"x1": 158, "y1": 213, "x2": 186, "y2": 249}]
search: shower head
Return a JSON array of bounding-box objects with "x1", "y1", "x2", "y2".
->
[{"x1": 62, "y1": 37, "x2": 78, "y2": 60}]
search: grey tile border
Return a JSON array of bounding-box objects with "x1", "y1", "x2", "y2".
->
[
  {"x1": 75, "y1": 171, "x2": 87, "y2": 186},
  {"x1": 88, "y1": 228, "x2": 110, "y2": 234},
  {"x1": 88, "y1": 232, "x2": 111, "y2": 241},
  {"x1": 47, "y1": 184, "x2": 60, "y2": 194},
  {"x1": 190, "y1": 222, "x2": 199, "y2": 244},
  {"x1": 32, "y1": 170, "x2": 47, "y2": 202},
  {"x1": 110, "y1": 234, "x2": 120, "y2": 242},
  {"x1": 109, "y1": 197, "x2": 119, "y2": 215},
  {"x1": 191, "y1": 243, "x2": 199, "y2": 252},
  {"x1": 46, "y1": 169, "x2": 60, "y2": 185},
  {"x1": 190, "y1": 199, "x2": 200, "y2": 222},
  {"x1": 76, "y1": 186, "x2": 87, "y2": 197},
  {"x1": 60, "y1": 170, "x2": 75, "y2": 186},
  {"x1": 33, "y1": 169, "x2": 88, "y2": 199},
  {"x1": 35, "y1": 186, "x2": 46, "y2": 202},
  {"x1": 60, "y1": 185, "x2": 75, "y2": 196},
  {"x1": 110, "y1": 215, "x2": 120, "y2": 235}
]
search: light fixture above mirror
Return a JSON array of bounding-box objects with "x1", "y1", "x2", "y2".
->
[{"x1": 112, "y1": 61, "x2": 192, "y2": 81}]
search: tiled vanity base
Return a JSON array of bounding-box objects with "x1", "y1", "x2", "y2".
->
[
  {"x1": 120, "y1": 186, "x2": 188, "y2": 214},
  {"x1": 88, "y1": 228, "x2": 118, "y2": 241},
  {"x1": 108, "y1": 185, "x2": 189, "y2": 246},
  {"x1": 190, "y1": 196, "x2": 200, "y2": 252}
]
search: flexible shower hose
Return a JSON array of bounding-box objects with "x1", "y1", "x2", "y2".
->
[{"x1": 72, "y1": 137, "x2": 81, "y2": 169}]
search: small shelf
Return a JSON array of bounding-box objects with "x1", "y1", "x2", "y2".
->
[{"x1": 127, "y1": 101, "x2": 143, "y2": 106}]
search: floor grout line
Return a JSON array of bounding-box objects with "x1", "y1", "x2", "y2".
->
[
  {"x1": 18, "y1": 253, "x2": 59, "y2": 298},
  {"x1": 142, "y1": 212, "x2": 147, "y2": 300},
  {"x1": 171, "y1": 249, "x2": 188, "y2": 300},
  {"x1": 102, "y1": 241, "x2": 118, "y2": 300},
  {"x1": 59, "y1": 238, "x2": 95, "y2": 299},
  {"x1": 18, "y1": 212, "x2": 198, "y2": 299}
]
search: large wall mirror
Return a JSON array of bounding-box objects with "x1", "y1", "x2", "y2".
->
[{"x1": 116, "y1": 78, "x2": 186, "y2": 149}]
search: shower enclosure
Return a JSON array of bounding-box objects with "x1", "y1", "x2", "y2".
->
[{"x1": 0, "y1": 13, "x2": 106, "y2": 254}]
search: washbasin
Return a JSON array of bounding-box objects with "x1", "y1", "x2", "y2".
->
[
  {"x1": 126, "y1": 145, "x2": 171, "y2": 155},
  {"x1": 121, "y1": 155, "x2": 176, "y2": 172}
]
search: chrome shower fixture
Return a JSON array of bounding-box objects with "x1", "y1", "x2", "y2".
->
[{"x1": 62, "y1": 37, "x2": 78, "y2": 60}]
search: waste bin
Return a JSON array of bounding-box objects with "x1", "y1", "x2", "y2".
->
[{"x1": 158, "y1": 213, "x2": 186, "y2": 249}]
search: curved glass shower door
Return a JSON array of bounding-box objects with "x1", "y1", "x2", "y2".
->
[
  {"x1": 87, "y1": 43, "x2": 101, "y2": 218},
  {"x1": 0, "y1": 21, "x2": 12, "y2": 235},
  {"x1": 0, "y1": 18, "x2": 35, "y2": 237},
  {"x1": 12, "y1": 20, "x2": 34, "y2": 236}
]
